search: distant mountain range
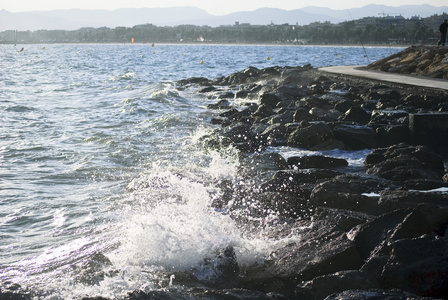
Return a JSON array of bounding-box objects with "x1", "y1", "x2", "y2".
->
[{"x1": 1, "y1": 4, "x2": 447, "y2": 31}]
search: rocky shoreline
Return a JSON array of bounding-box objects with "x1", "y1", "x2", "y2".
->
[
  {"x1": 175, "y1": 46, "x2": 448, "y2": 299},
  {"x1": 3, "y1": 47, "x2": 448, "y2": 300}
]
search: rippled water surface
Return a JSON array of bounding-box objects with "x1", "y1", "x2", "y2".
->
[{"x1": 0, "y1": 44, "x2": 403, "y2": 298}]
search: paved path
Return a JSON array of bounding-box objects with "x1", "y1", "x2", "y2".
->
[{"x1": 319, "y1": 66, "x2": 448, "y2": 91}]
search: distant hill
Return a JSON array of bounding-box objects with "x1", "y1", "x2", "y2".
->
[{"x1": 1, "y1": 4, "x2": 447, "y2": 31}]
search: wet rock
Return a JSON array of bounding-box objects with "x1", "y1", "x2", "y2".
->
[
  {"x1": 254, "y1": 123, "x2": 286, "y2": 147},
  {"x1": 191, "y1": 246, "x2": 239, "y2": 289},
  {"x1": 309, "y1": 174, "x2": 393, "y2": 214},
  {"x1": 296, "y1": 270, "x2": 375, "y2": 300},
  {"x1": 287, "y1": 155, "x2": 348, "y2": 169},
  {"x1": 313, "y1": 207, "x2": 372, "y2": 232},
  {"x1": 0, "y1": 282, "x2": 31, "y2": 300},
  {"x1": 127, "y1": 288, "x2": 287, "y2": 300},
  {"x1": 207, "y1": 99, "x2": 231, "y2": 109},
  {"x1": 243, "y1": 221, "x2": 362, "y2": 295},
  {"x1": 241, "y1": 152, "x2": 288, "y2": 173}
]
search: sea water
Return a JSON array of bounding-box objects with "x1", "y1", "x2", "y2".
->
[{"x1": 0, "y1": 44, "x2": 403, "y2": 298}]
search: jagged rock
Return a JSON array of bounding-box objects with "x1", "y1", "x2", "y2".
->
[
  {"x1": 308, "y1": 174, "x2": 393, "y2": 214},
  {"x1": 313, "y1": 207, "x2": 372, "y2": 232},
  {"x1": 243, "y1": 221, "x2": 362, "y2": 294}
]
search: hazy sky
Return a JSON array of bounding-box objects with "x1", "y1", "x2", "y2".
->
[{"x1": 2, "y1": 0, "x2": 447, "y2": 15}]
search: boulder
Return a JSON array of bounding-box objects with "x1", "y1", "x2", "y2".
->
[
  {"x1": 366, "y1": 155, "x2": 442, "y2": 182},
  {"x1": 333, "y1": 124, "x2": 377, "y2": 150},
  {"x1": 287, "y1": 122, "x2": 333, "y2": 149},
  {"x1": 259, "y1": 93, "x2": 282, "y2": 108},
  {"x1": 340, "y1": 107, "x2": 371, "y2": 124}
]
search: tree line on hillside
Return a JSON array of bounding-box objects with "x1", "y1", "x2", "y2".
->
[{"x1": 1, "y1": 13, "x2": 447, "y2": 45}]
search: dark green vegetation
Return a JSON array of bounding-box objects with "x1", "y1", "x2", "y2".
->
[{"x1": 1, "y1": 13, "x2": 447, "y2": 45}]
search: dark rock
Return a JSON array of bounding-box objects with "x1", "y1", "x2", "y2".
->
[
  {"x1": 207, "y1": 99, "x2": 231, "y2": 109},
  {"x1": 241, "y1": 152, "x2": 288, "y2": 173},
  {"x1": 270, "y1": 168, "x2": 343, "y2": 185},
  {"x1": 259, "y1": 93, "x2": 282, "y2": 108},
  {"x1": 191, "y1": 246, "x2": 239, "y2": 288},
  {"x1": 381, "y1": 234, "x2": 448, "y2": 298},
  {"x1": 287, "y1": 122, "x2": 333, "y2": 149},
  {"x1": 253, "y1": 104, "x2": 274, "y2": 118},
  {"x1": 313, "y1": 207, "x2": 372, "y2": 232},
  {"x1": 309, "y1": 174, "x2": 393, "y2": 214},
  {"x1": 364, "y1": 143, "x2": 444, "y2": 173},
  {"x1": 259, "y1": 123, "x2": 287, "y2": 146},
  {"x1": 340, "y1": 107, "x2": 371, "y2": 124},
  {"x1": 370, "y1": 109, "x2": 409, "y2": 125},
  {"x1": 243, "y1": 221, "x2": 362, "y2": 294},
  {"x1": 376, "y1": 125, "x2": 413, "y2": 147},
  {"x1": 198, "y1": 86, "x2": 217, "y2": 93},
  {"x1": 324, "y1": 289, "x2": 434, "y2": 300},
  {"x1": 287, "y1": 155, "x2": 348, "y2": 169},
  {"x1": 334, "y1": 100, "x2": 355, "y2": 113},
  {"x1": 333, "y1": 124, "x2": 377, "y2": 150},
  {"x1": 366, "y1": 155, "x2": 442, "y2": 182},
  {"x1": 377, "y1": 189, "x2": 448, "y2": 213},
  {"x1": 256, "y1": 191, "x2": 309, "y2": 218},
  {"x1": 296, "y1": 270, "x2": 375, "y2": 300},
  {"x1": 347, "y1": 208, "x2": 436, "y2": 261},
  {"x1": 309, "y1": 107, "x2": 342, "y2": 122},
  {"x1": 293, "y1": 108, "x2": 315, "y2": 122},
  {"x1": 266, "y1": 111, "x2": 294, "y2": 125}
]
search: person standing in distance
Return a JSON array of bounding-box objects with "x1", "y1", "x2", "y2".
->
[{"x1": 438, "y1": 19, "x2": 448, "y2": 46}]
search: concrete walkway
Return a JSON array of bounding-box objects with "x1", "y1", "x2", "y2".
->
[{"x1": 319, "y1": 65, "x2": 448, "y2": 91}]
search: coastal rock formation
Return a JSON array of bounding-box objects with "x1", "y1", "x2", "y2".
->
[
  {"x1": 368, "y1": 45, "x2": 448, "y2": 79},
  {"x1": 181, "y1": 47, "x2": 448, "y2": 300}
]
